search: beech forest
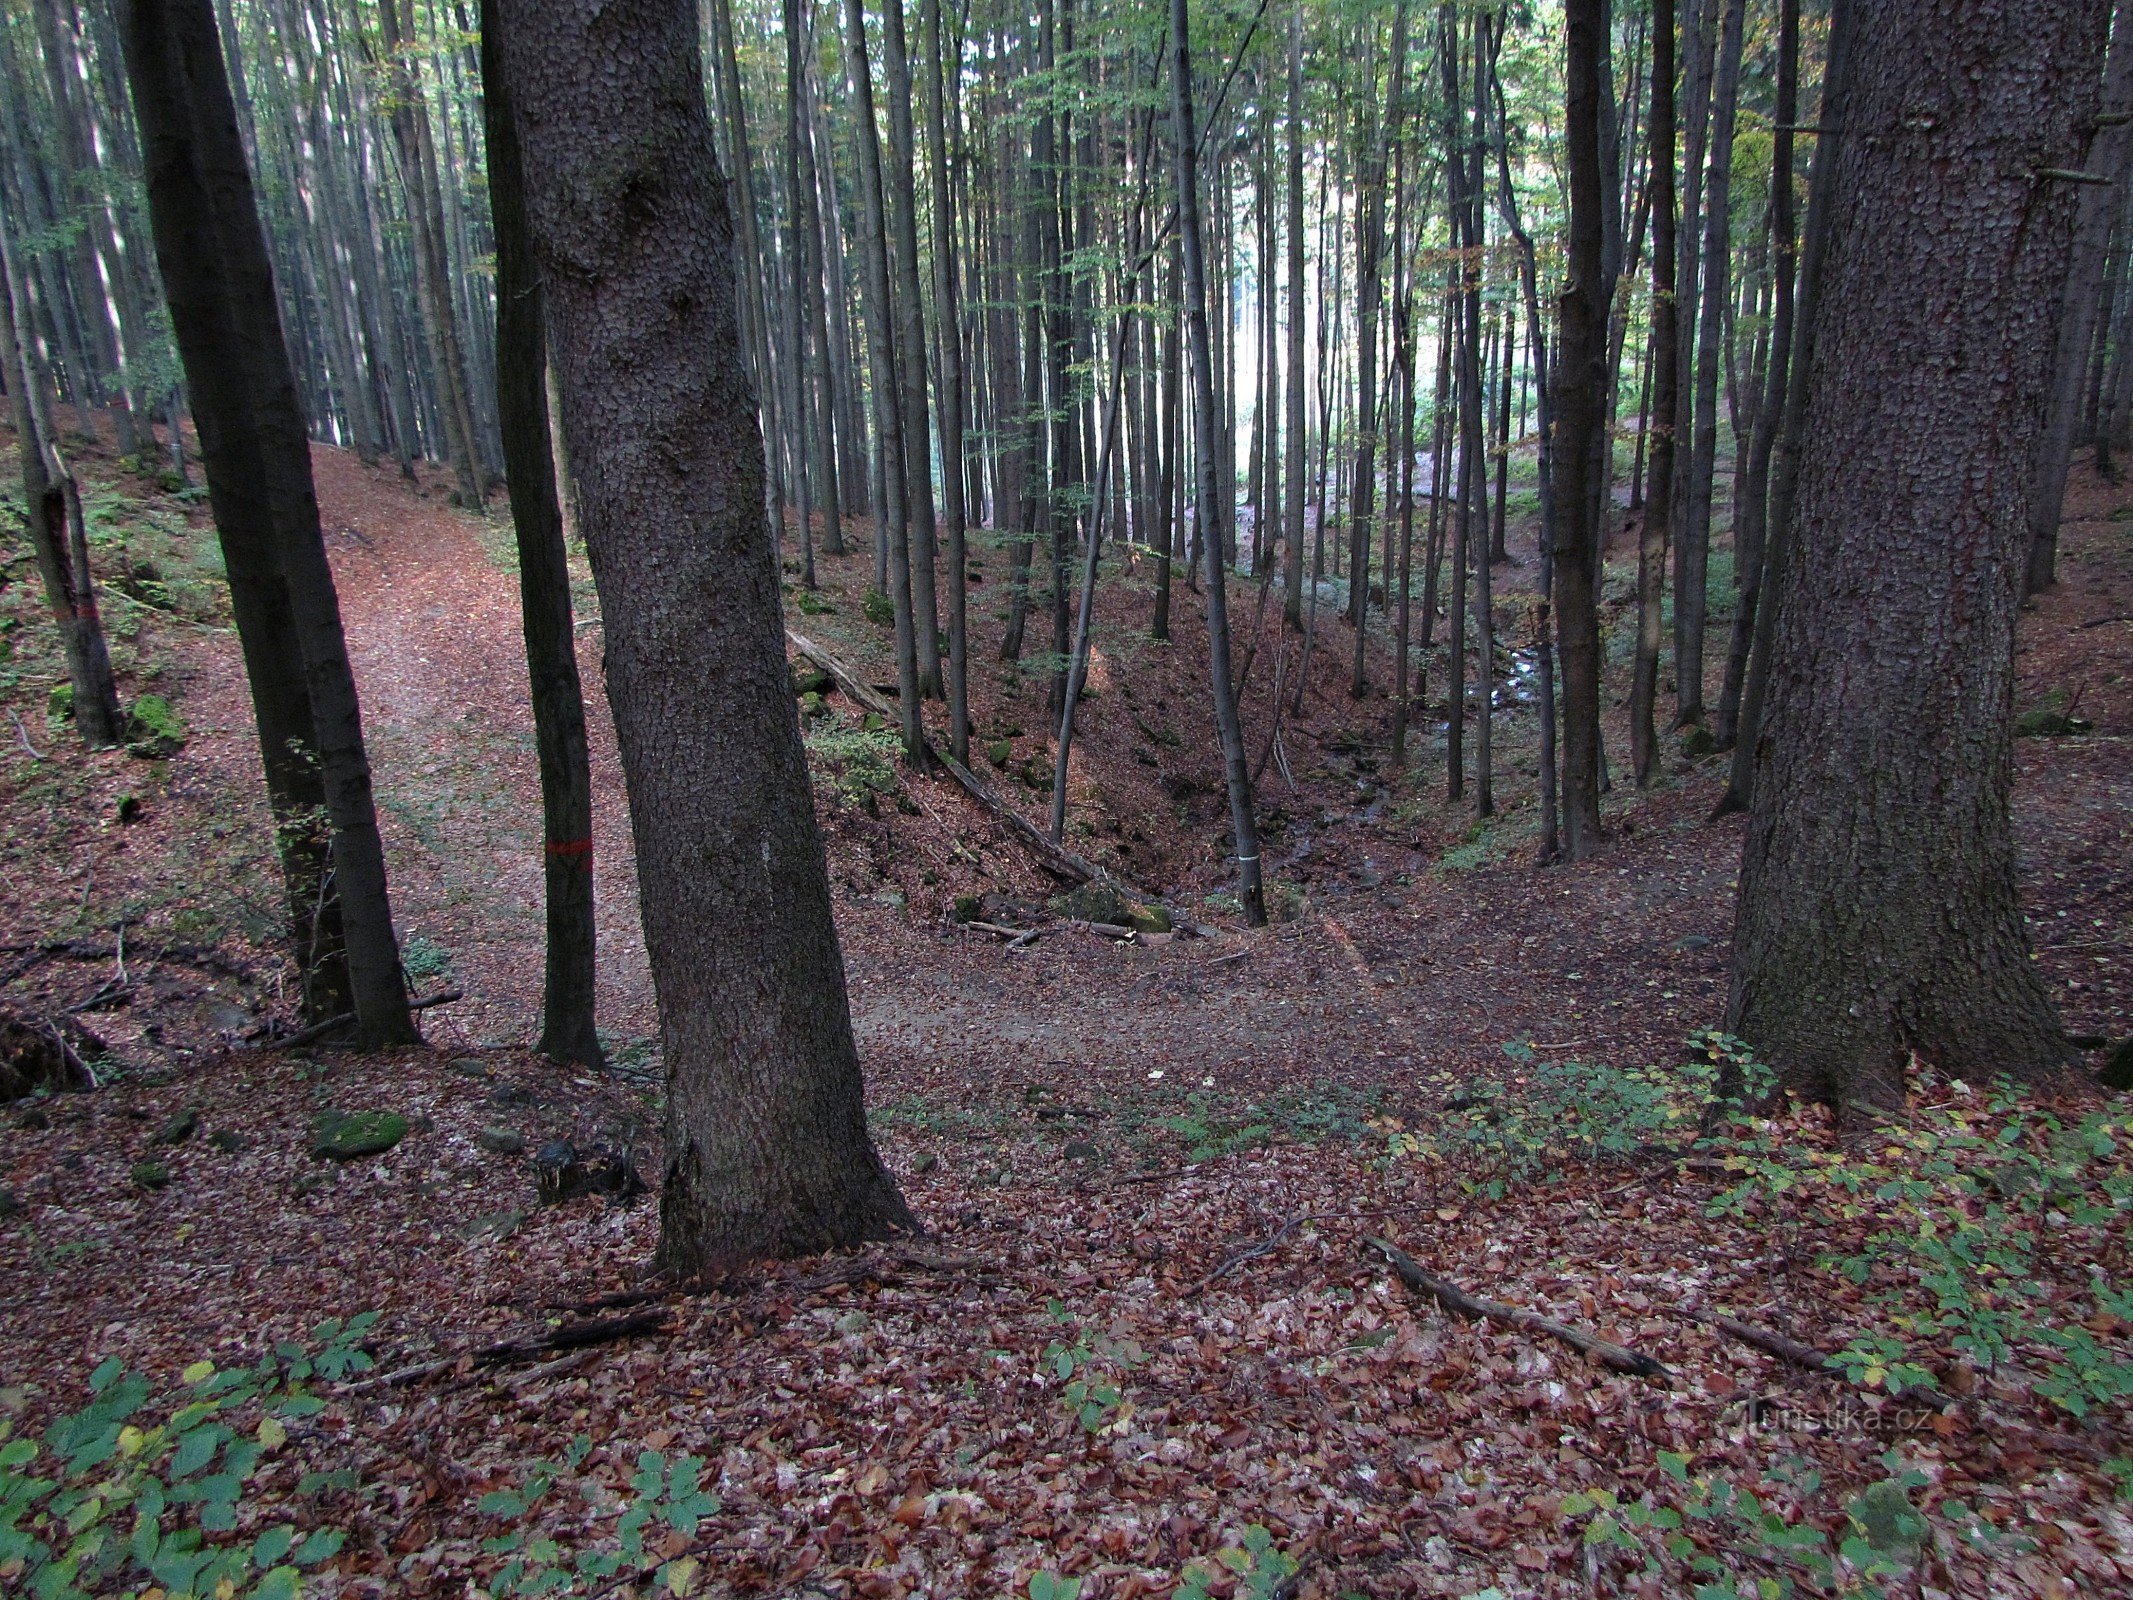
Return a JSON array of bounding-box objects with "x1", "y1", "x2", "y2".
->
[{"x1": 2, "y1": 0, "x2": 2131, "y2": 1595}]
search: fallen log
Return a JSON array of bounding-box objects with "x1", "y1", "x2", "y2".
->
[
  {"x1": 1365, "y1": 1237, "x2": 1671, "y2": 1382},
  {"x1": 1688, "y1": 1308, "x2": 1950, "y2": 1411}
]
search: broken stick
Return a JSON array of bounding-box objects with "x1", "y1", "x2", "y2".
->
[
  {"x1": 1365, "y1": 1237, "x2": 1671, "y2": 1382},
  {"x1": 1687, "y1": 1309, "x2": 1949, "y2": 1411}
]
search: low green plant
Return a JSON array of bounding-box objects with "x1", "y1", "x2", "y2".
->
[
  {"x1": 1039, "y1": 1302, "x2": 1143, "y2": 1436},
  {"x1": 477, "y1": 1436, "x2": 719, "y2": 1596},
  {"x1": 804, "y1": 723, "x2": 902, "y2": 809},
  {"x1": 1174, "y1": 1525, "x2": 1301, "y2": 1600},
  {"x1": 400, "y1": 934, "x2": 454, "y2": 985},
  {"x1": 0, "y1": 1316, "x2": 372, "y2": 1599}
]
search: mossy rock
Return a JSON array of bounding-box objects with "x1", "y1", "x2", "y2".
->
[
  {"x1": 1679, "y1": 723, "x2": 1717, "y2": 759},
  {"x1": 986, "y1": 738, "x2": 1014, "y2": 767},
  {"x1": 1050, "y1": 880, "x2": 1131, "y2": 926},
  {"x1": 47, "y1": 681, "x2": 73, "y2": 726},
  {"x1": 311, "y1": 1110, "x2": 409, "y2": 1160},
  {"x1": 126, "y1": 693, "x2": 187, "y2": 757},
  {"x1": 798, "y1": 690, "x2": 830, "y2": 720},
  {"x1": 155, "y1": 1108, "x2": 198, "y2": 1145},
  {"x1": 950, "y1": 894, "x2": 982, "y2": 924},
  {"x1": 861, "y1": 588, "x2": 896, "y2": 626},
  {"x1": 1018, "y1": 757, "x2": 1054, "y2": 790},
  {"x1": 130, "y1": 1160, "x2": 170, "y2": 1191},
  {"x1": 1127, "y1": 901, "x2": 1173, "y2": 934},
  {"x1": 791, "y1": 659, "x2": 831, "y2": 697}
]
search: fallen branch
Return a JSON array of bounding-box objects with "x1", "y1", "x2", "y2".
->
[
  {"x1": 343, "y1": 1309, "x2": 672, "y2": 1393},
  {"x1": 1365, "y1": 1237, "x2": 1671, "y2": 1382},
  {"x1": 1686, "y1": 1308, "x2": 1949, "y2": 1411},
  {"x1": 1181, "y1": 1216, "x2": 1308, "y2": 1298},
  {"x1": 786, "y1": 629, "x2": 1208, "y2": 933},
  {"x1": 2078, "y1": 613, "x2": 2132, "y2": 629}
]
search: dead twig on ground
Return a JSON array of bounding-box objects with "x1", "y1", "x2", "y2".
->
[
  {"x1": 1675, "y1": 1307, "x2": 1949, "y2": 1411},
  {"x1": 1365, "y1": 1237, "x2": 1671, "y2": 1381},
  {"x1": 343, "y1": 1309, "x2": 674, "y2": 1394}
]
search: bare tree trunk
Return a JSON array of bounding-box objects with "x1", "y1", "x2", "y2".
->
[
  {"x1": 2027, "y1": 0, "x2": 2133, "y2": 593},
  {"x1": 479, "y1": 0, "x2": 602, "y2": 1069},
  {"x1": 1631, "y1": 0, "x2": 1678, "y2": 787},
  {"x1": 1727, "y1": 0, "x2": 2099, "y2": 1109},
  {"x1": 1171, "y1": 0, "x2": 1265, "y2": 928},
  {"x1": 122, "y1": 0, "x2": 414, "y2": 1043},
  {"x1": 1552, "y1": 0, "x2": 1610, "y2": 859},
  {"x1": 920, "y1": 0, "x2": 969, "y2": 758},
  {"x1": 492, "y1": 0, "x2": 914, "y2": 1269},
  {"x1": 0, "y1": 221, "x2": 125, "y2": 749}
]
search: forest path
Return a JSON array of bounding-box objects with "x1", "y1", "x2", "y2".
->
[
  {"x1": 309, "y1": 445, "x2": 1740, "y2": 1102},
  {"x1": 310, "y1": 444, "x2": 2126, "y2": 1108}
]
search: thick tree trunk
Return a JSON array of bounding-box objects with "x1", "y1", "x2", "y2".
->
[
  {"x1": 478, "y1": 0, "x2": 603, "y2": 1070},
  {"x1": 1727, "y1": 0, "x2": 2102, "y2": 1109},
  {"x1": 492, "y1": 0, "x2": 914, "y2": 1270},
  {"x1": 1552, "y1": 0, "x2": 1610, "y2": 860},
  {"x1": 121, "y1": 0, "x2": 413, "y2": 1044}
]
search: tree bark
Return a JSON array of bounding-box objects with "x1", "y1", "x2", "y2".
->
[
  {"x1": 1551, "y1": 0, "x2": 1610, "y2": 860},
  {"x1": 1171, "y1": 0, "x2": 1265, "y2": 928},
  {"x1": 478, "y1": 0, "x2": 603, "y2": 1070},
  {"x1": 2027, "y1": 0, "x2": 2133, "y2": 593},
  {"x1": 491, "y1": 0, "x2": 914, "y2": 1269},
  {"x1": 1631, "y1": 0, "x2": 1678, "y2": 788},
  {"x1": 121, "y1": 0, "x2": 414, "y2": 1044},
  {"x1": 1726, "y1": 0, "x2": 2102, "y2": 1109}
]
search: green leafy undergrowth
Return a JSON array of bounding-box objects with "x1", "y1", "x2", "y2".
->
[
  {"x1": 1701, "y1": 1073, "x2": 2133, "y2": 1419},
  {"x1": 0, "y1": 1315, "x2": 371, "y2": 1599},
  {"x1": 475, "y1": 1433, "x2": 720, "y2": 1596}
]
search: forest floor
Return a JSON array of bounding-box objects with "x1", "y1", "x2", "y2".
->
[{"x1": 2, "y1": 417, "x2": 2130, "y2": 1598}]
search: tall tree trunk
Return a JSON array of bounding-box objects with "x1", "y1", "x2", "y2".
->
[
  {"x1": 840, "y1": 0, "x2": 924, "y2": 758},
  {"x1": 1283, "y1": 5, "x2": 1308, "y2": 634},
  {"x1": 1552, "y1": 0, "x2": 1610, "y2": 860},
  {"x1": 1726, "y1": 0, "x2": 2101, "y2": 1110},
  {"x1": 479, "y1": 0, "x2": 602, "y2": 1069},
  {"x1": 1714, "y1": 0, "x2": 1801, "y2": 750},
  {"x1": 1631, "y1": 0, "x2": 1678, "y2": 787},
  {"x1": 375, "y1": 0, "x2": 484, "y2": 506},
  {"x1": 1672, "y1": 0, "x2": 1743, "y2": 730},
  {"x1": 2027, "y1": 0, "x2": 2133, "y2": 593},
  {"x1": 1171, "y1": 0, "x2": 1265, "y2": 928},
  {"x1": 492, "y1": 0, "x2": 914, "y2": 1269},
  {"x1": 919, "y1": 0, "x2": 969, "y2": 758},
  {"x1": 0, "y1": 220, "x2": 125, "y2": 749},
  {"x1": 121, "y1": 0, "x2": 414, "y2": 1043},
  {"x1": 879, "y1": 0, "x2": 945, "y2": 700}
]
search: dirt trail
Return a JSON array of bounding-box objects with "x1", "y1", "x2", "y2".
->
[{"x1": 307, "y1": 445, "x2": 2127, "y2": 1098}]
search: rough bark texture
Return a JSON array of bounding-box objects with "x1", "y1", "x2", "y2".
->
[
  {"x1": 1727, "y1": 0, "x2": 2102, "y2": 1109},
  {"x1": 1630, "y1": 0, "x2": 1678, "y2": 788},
  {"x1": 491, "y1": 0, "x2": 913, "y2": 1271},
  {"x1": 1551, "y1": 0, "x2": 1609, "y2": 859},
  {"x1": 478, "y1": 0, "x2": 602, "y2": 1069},
  {"x1": 122, "y1": 0, "x2": 413, "y2": 1041}
]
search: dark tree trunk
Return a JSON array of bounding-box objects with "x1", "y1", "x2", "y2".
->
[
  {"x1": 1715, "y1": 0, "x2": 1800, "y2": 750},
  {"x1": 491, "y1": 0, "x2": 914, "y2": 1270},
  {"x1": 122, "y1": 0, "x2": 414, "y2": 1043},
  {"x1": 1631, "y1": 0, "x2": 1678, "y2": 787},
  {"x1": 1283, "y1": 6, "x2": 1307, "y2": 634},
  {"x1": 376, "y1": 0, "x2": 485, "y2": 507},
  {"x1": 1726, "y1": 0, "x2": 2102, "y2": 1110},
  {"x1": 1171, "y1": 0, "x2": 1265, "y2": 928},
  {"x1": 0, "y1": 226, "x2": 125, "y2": 751},
  {"x1": 1551, "y1": 0, "x2": 1610, "y2": 860},
  {"x1": 478, "y1": 0, "x2": 602, "y2": 1070},
  {"x1": 2027, "y1": 0, "x2": 2133, "y2": 593}
]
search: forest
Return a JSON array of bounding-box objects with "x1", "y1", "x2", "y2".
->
[{"x1": 0, "y1": 0, "x2": 2130, "y2": 1594}]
